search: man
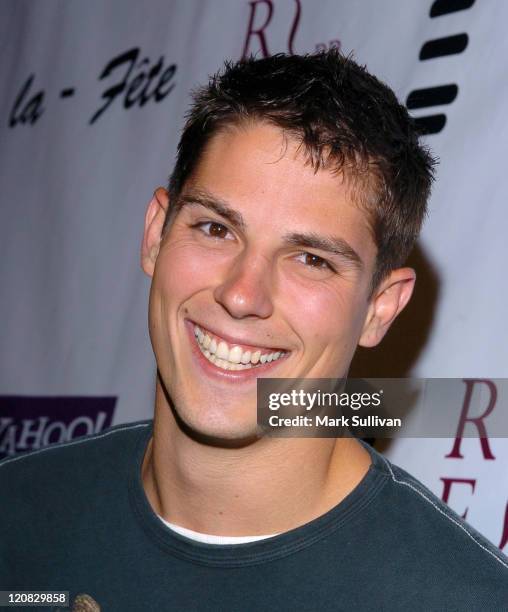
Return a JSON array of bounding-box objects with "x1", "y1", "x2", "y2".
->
[{"x1": 2, "y1": 51, "x2": 507, "y2": 611}]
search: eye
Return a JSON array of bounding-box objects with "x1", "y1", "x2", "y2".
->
[
  {"x1": 192, "y1": 221, "x2": 233, "y2": 240},
  {"x1": 296, "y1": 252, "x2": 335, "y2": 272}
]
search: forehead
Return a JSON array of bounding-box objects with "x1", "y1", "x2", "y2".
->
[{"x1": 184, "y1": 122, "x2": 377, "y2": 264}]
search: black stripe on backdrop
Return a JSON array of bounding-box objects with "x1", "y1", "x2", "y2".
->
[
  {"x1": 430, "y1": 0, "x2": 475, "y2": 18},
  {"x1": 406, "y1": 0, "x2": 474, "y2": 134},
  {"x1": 419, "y1": 33, "x2": 468, "y2": 60},
  {"x1": 406, "y1": 85, "x2": 458, "y2": 110}
]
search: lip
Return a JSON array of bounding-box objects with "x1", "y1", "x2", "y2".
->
[
  {"x1": 187, "y1": 319, "x2": 287, "y2": 354},
  {"x1": 184, "y1": 319, "x2": 289, "y2": 383}
]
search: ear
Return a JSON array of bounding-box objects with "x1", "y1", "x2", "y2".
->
[
  {"x1": 359, "y1": 268, "x2": 416, "y2": 347},
  {"x1": 141, "y1": 187, "x2": 170, "y2": 277}
]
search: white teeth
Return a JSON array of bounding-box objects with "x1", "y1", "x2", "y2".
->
[
  {"x1": 229, "y1": 346, "x2": 243, "y2": 364},
  {"x1": 193, "y1": 325, "x2": 286, "y2": 371},
  {"x1": 216, "y1": 341, "x2": 229, "y2": 360}
]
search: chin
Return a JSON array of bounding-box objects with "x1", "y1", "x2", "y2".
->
[
  {"x1": 170, "y1": 401, "x2": 261, "y2": 448},
  {"x1": 181, "y1": 419, "x2": 262, "y2": 448}
]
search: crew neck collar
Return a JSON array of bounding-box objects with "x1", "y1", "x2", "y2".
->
[
  {"x1": 158, "y1": 516, "x2": 279, "y2": 544},
  {"x1": 128, "y1": 421, "x2": 389, "y2": 568}
]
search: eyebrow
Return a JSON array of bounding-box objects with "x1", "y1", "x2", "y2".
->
[
  {"x1": 283, "y1": 232, "x2": 364, "y2": 270},
  {"x1": 177, "y1": 188, "x2": 364, "y2": 270},
  {"x1": 176, "y1": 190, "x2": 246, "y2": 231}
]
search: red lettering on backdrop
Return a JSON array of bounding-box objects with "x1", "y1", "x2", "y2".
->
[
  {"x1": 287, "y1": 0, "x2": 301, "y2": 54},
  {"x1": 440, "y1": 477, "x2": 476, "y2": 519},
  {"x1": 445, "y1": 379, "x2": 496, "y2": 460},
  {"x1": 242, "y1": 1, "x2": 274, "y2": 58},
  {"x1": 499, "y1": 503, "x2": 508, "y2": 550},
  {"x1": 242, "y1": 0, "x2": 302, "y2": 59}
]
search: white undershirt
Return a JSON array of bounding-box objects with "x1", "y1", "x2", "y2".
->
[{"x1": 158, "y1": 515, "x2": 278, "y2": 545}]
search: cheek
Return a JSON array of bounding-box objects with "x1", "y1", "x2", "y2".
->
[
  {"x1": 155, "y1": 240, "x2": 219, "y2": 297},
  {"x1": 281, "y1": 279, "x2": 367, "y2": 346}
]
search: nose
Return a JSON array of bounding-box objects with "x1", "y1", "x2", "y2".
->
[{"x1": 213, "y1": 251, "x2": 274, "y2": 320}]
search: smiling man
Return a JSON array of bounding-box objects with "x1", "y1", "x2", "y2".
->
[{"x1": 2, "y1": 51, "x2": 508, "y2": 611}]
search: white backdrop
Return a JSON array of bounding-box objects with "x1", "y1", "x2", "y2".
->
[{"x1": 1, "y1": 0, "x2": 506, "y2": 550}]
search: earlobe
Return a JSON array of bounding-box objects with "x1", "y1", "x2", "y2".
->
[
  {"x1": 358, "y1": 268, "x2": 416, "y2": 348},
  {"x1": 141, "y1": 187, "x2": 170, "y2": 277}
]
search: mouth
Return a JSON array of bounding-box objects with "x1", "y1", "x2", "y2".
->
[{"x1": 187, "y1": 320, "x2": 289, "y2": 374}]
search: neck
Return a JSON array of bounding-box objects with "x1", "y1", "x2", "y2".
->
[{"x1": 141, "y1": 380, "x2": 372, "y2": 536}]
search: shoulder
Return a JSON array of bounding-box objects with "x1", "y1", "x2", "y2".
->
[
  {"x1": 0, "y1": 419, "x2": 151, "y2": 501},
  {"x1": 370, "y1": 446, "x2": 508, "y2": 585},
  {"x1": 0, "y1": 420, "x2": 152, "y2": 581}
]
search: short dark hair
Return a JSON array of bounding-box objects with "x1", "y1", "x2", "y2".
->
[{"x1": 166, "y1": 50, "x2": 436, "y2": 292}]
